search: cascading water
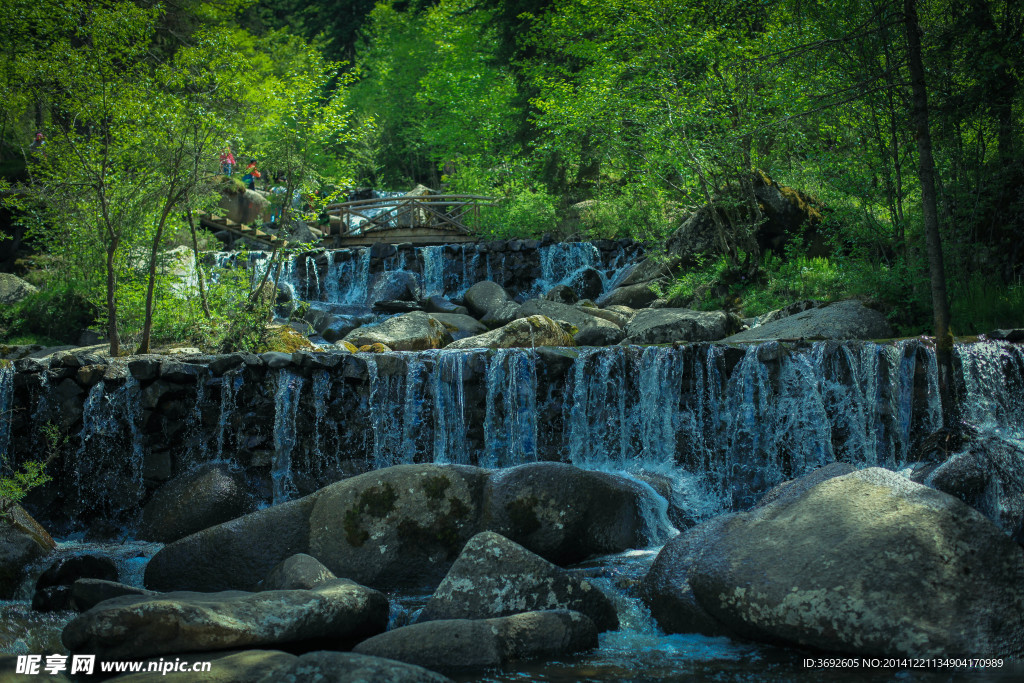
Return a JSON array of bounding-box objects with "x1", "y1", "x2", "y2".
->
[
  {"x1": 271, "y1": 370, "x2": 304, "y2": 504},
  {"x1": 0, "y1": 361, "x2": 13, "y2": 460}
]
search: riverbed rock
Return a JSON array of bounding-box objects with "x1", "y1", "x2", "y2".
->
[
  {"x1": 724, "y1": 299, "x2": 892, "y2": 342},
  {"x1": 145, "y1": 494, "x2": 319, "y2": 592},
  {"x1": 33, "y1": 554, "x2": 119, "y2": 612},
  {"x1": 62, "y1": 579, "x2": 388, "y2": 660},
  {"x1": 0, "y1": 504, "x2": 56, "y2": 599},
  {"x1": 445, "y1": 315, "x2": 575, "y2": 350},
  {"x1": 342, "y1": 311, "x2": 453, "y2": 351},
  {"x1": 483, "y1": 462, "x2": 673, "y2": 565},
  {"x1": 424, "y1": 295, "x2": 469, "y2": 316},
  {"x1": 513, "y1": 299, "x2": 622, "y2": 346},
  {"x1": 544, "y1": 284, "x2": 578, "y2": 305},
  {"x1": 138, "y1": 463, "x2": 255, "y2": 544},
  {"x1": 418, "y1": 531, "x2": 618, "y2": 631},
  {"x1": 308, "y1": 464, "x2": 488, "y2": 590},
  {"x1": 262, "y1": 553, "x2": 336, "y2": 591},
  {"x1": 623, "y1": 308, "x2": 741, "y2": 344},
  {"x1": 69, "y1": 579, "x2": 156, "y2": 612},
  {"x1": 464, "y1": 281, "x2": 512, "y2": 319},
  {"x1": 354, "y1": 610, "x2": 597, "y2": 674},
  {"x1": 661, "y1": 467, "x2": 1024, "y2": 657},
  {"x1": 576, "y1": 305, "x2": 628, "y2": 328},
  {"x1": 479, "y1": 300, "x2": 521, "y2": 328},
  {"x1": 596, "y1": 281, "x2": 660, "y2": 309},
  {"x1": 0, "y1": 273, "x2": 38, "y2": 305},
  {"x1": 427, "y1": 313, "x2": 487, "y2": 341},
  {"x1": 369, "y1": 271, "x2": 421, "y2": 304}
]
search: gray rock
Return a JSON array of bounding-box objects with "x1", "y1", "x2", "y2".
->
[
  {"x1": 419, "y1": 531, "x2": 618, "y2": 631},
  {"x1": 370, "y1": 271, "x2": 422, "y2": 304},
  {"x1": 513, "y1": 299, "x2": 622, "y2": 346},
  {"x1": 260, "y1": 352, "x2": 292, "y2": 369},
  {"x1": 484, "y1": 462, "x2": 673, "y2": 565},
  {"x1": 623, "y1": 308, "x2": 741, "y2": 344},
  {"x1": 256, "y1": 651, "x2": 452, "y2": 683},
  {"x1": 444, "y1": 315, "x2": 575, "y2": 350},
  {"x1": 0, "y1": 504, "x2": 55, "y2": 599},
  {"x1": 145, "y1": 494, "x2": 319, "y2": 592},
  {"x1": 479, "y1": 300, "x2": 521, "y2": 328},
  {"x1": 308, "y1": 465, "x2": 489, "y2": 590},
  {"x1": 596, "y1": 281, "x2": 661, "y2": 309},
  {"x1": 724, "y1": 299, "x2": 892, "y2": 342},
  {"x1": 568, "y1": 267, "x2": 604, "y2": 301},
  {"x1": 426, "y1": 313, "x2": 487, "y2": 341},
  {"x1": 33, "y1": 554, "x2": 119, "y2": 612},
  {"x1": 343, "y1": 311, "x2": 452, "y2": 351},
  {"x1": 424, "y1": 295, "x2": 469, "y2": 316},
  {"x1": 62, "y1": 579, "x2": 388, "y2": 660},
  {"x1": 575, "y1": 305, "x2": 628, "y2": 328},
  {"x1": 670, "y1": 468, "x2": 1024, "y2": 657},
  {"x1": 463, "y1": 281, "x2": 512, "y2": 319},
  {"x1": 69, "y1": 579, "x2": 156, "y2": 612},
  {"x1": 0, "y1": 273, "x2": 38, "y2": 306},
  {"x1": 139, "y1": 463, "x2": 255, "y2": 544},
  {"x1": 218, "y1": 189, "x2": 268, "y2": 225},
  {"x1": 544, "y1": 284, "x2": 578, "y2": 305},
  {"x1": 354, "y1": 610, "x2": 597, "y2": 674},
  {"x1": 262, "y1": 553, "x2": 336, "y2": 591}
]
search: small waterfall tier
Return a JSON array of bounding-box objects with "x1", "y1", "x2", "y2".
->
[{"x1": 4, "y1": 339, "x2": 1021, "y2": 530}]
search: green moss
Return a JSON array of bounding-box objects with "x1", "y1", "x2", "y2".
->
[
  {"x1": 506, "y1": 495, "x2": 541, "y2": 536},
  {"x1": 341, "y1": 483, "x2": 397, "y2": 547},
  {"x1": 395, "y1": 494, "x2": 472, "y2": 556},
  {"x1": 423, "y1": 475, "x2": 450, "y2": 501}
]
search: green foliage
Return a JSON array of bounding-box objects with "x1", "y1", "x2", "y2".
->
[
  {"x1": 950, "y1": 275, "x2": 1024, "y2": 336},
  {"x1": 0, "y1": 422, "x2": 64, "y2": 520},
  {"x1": 479, "y1": 187, "x2": 557, "y2": 239},
  {"x1": 0, "y1": 279, "x2": 96, "y2": 345}
]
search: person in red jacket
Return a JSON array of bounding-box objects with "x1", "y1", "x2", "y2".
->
[{"x1": 219, "y1": 146, "x2": 235, "y2": 176}]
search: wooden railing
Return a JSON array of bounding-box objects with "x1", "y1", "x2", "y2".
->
[{"x1": 325, "y1": 194, "x2": 499, "y2": 237}]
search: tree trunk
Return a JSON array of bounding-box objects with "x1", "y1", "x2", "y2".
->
[
  {"x1": 187, "y1": 209, "x2": 212, "y2": 319},
  {"x1": 105, "y1": 237, "x2": 120, "y2": 357},
  {"x1": 139, "y1": 202, "x2": 176, "y2": 354},
  {"x1": 905, "y1": 0, "x2": 958, "y2": 426}
]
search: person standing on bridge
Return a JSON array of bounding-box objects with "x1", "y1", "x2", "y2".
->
[{"x1": 219, "y1": 146, "x2": 235, "y2": 176}]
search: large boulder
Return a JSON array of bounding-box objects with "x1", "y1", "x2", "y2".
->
[
  {"x1": 724, "y1": 299, "x2": 892, "y2": 342},
  {"x1": 145, "y1": 494, "x2": 319, "y2": 592},
  {"x1": 0, "y1": 273, "x2": 38, "y2": 306},
  {"x1": 69, "y1": 579, "x2": 155, "y2": 612},
  {"x1": 418, "y1": 531, "x2": 618, "y2": 631},
  {"x1": 218, "y1": 189, "x2": 268, "y2": 225},
  {"x1": 354, "y1": 610, "x2": 597, "y2": 674},
  {"x1": 596, "y1": 281, "x2": 660, "y2": 309},
  {"x1": 623, "y1": 308, "x2": 741, "y2": 344},
  {"x1": 138, "y1": 463, "x2": 255, "y2": 544},
  {"x1": 62, "y1": 579, "x2": 389, "y2": 660},
  {"x1": 513, "y1": 299, "x2": 623, "y2": 346},
  {"x1": 483, "y1": 462, "x2": 673, "y2": 564},
  {"x1": 426, "y1": 313, "x2": 487, "y2": 341},
  {"x1": 308, "y1": 465, "x2": 489, "y2": 590},
  {"x1": 33, "y1": 554, "x2": 119, "y2": 612},
  {"x1": 342, "y1": 311, "x2": 453, "y2": 351},
  {"x1": 107, "y1": 651, "x2": 452, "y2": 683},
  {"x1": 463, "y1": 281, "x2": 512, "y2": 319},
  {"x1": 444, "y1": 315, "x2": 575, "y2": 350},
  {"x1": 369, "y1": 270, "x2": 421, "y2": 304},
  {"x1": 0, "y1": 503, "x2": 55, "y2": 599},
  {"x1": 648, "y1": 467, "x2": 1024, "y2": 657}
]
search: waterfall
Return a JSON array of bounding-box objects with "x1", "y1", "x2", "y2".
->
[
  {"x1": 430, "y1": 350, "x2": 470, "y2": 465},
  {"x1": 215, "y1": 368, "x2": 244, "y2": 462},
  {"x1": 483, "y1": 348, "x2": 539, "y2": 468},
  {"x1": 0, "y1": 361, "x2": 13, "y2": 460},
  {"x1": 271, "y1": 370, "x2": 304, "y2": 504},
  {"x1": 421, "y1": 246, "x2": 446, "y2": 297}
]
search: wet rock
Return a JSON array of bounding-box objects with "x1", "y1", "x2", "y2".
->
[
  {"x1": 372, "y1": 299, "x2": 424, "y2": 313},
  {"x1": 33, "y1": 554, "x2": 118, "y2": 612},
  {"x1": 145, "y1": 494, "x2": 319, "y2": 592},
  {"x1": 308, "y1": 464, "x2": 488, "y2": 590},
  {"x1": 354, "y1": 610, "x2": 597, "y2": 674},
  {"x1": 596, "y1": 281, "x2": 660, "y2": 309},
  {"x1": 69, "y1": 579, "x2": 156, "y2": 612},
  {"x1": 426, "y1": 313, "x2": 487, "y2": 341},
  {"x1": 369, "y1": 271, "x2": 422, "y2": 304},
  {"x1": 62, "y1": 579, "x2": 388, "y2": 660},
  {"x1": 260, "y1": 352, "x2": 292, "y2": 369},
  {"x1": 445, "y1": 315, "x2": 575, "y2": 350},
  {"x1": 484, "y1": 462, "x2": 673, "y2": 565},
  {"x1": 575, "y1": 305, "x2": 628, "y2": 328},
  {"x1": 139, "y1": 463, "x2": 256, "y2": 544},
  {"x1": 419, "y1": 531, "x2": 618, "y2": 631},
  {"x1": 568, "y1": 267, "x2": 604, "y2": 301},
  {"x1": 724, "y1": 299, "x2": 892, "y2": 342},
  {"x1": 343, "y1": 311, "x2": 452, "y2": 351},
  {"x1": 658, "y1": 467, "x2": 1024, "y2": 657},
  {"x1": 0, "y1": 504, "x2": 56, "y2": 599},
  {"x1": 479, "y1": 300, "x2": 521, "y2": 328},
  {"x1": 544, "y1": 284, "x2": 578, "y2": 305},
  {"x1": 424, "y1": 296, "x2": 469, "y2": 316},
  {"x1": 513, "y1": 299, "x2": 622, "y2": 346},
  {"x1": 464, "y1": 281, "x2": 512, "y2": 319},
  {"x1": 262, "y1": 553, "x2": 336, "y2": 591},
  {"x1": 623, "y1": 308, "x2": 742, "y2": 344}
]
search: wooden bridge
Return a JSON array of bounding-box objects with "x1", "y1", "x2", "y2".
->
[{"x1": 324, "y1": 193, "x2": 498, "y2": 246}]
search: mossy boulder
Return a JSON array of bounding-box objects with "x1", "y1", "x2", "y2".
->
[
  {"x1": 343, "y1": 312, "x2": 452, "y2": 352},
  {"x1": 308, "y1": 465, "x2": 488, "y2": 589},
  {"x1": 445, "y1": 315, "x2": 575, "y2": 350},
  {"x1": 647, "y1": 467, "x2": 1024, "y2": 657},
  {"x1": 138, "y1": 463, "x2": 256, "y2": 544}
]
